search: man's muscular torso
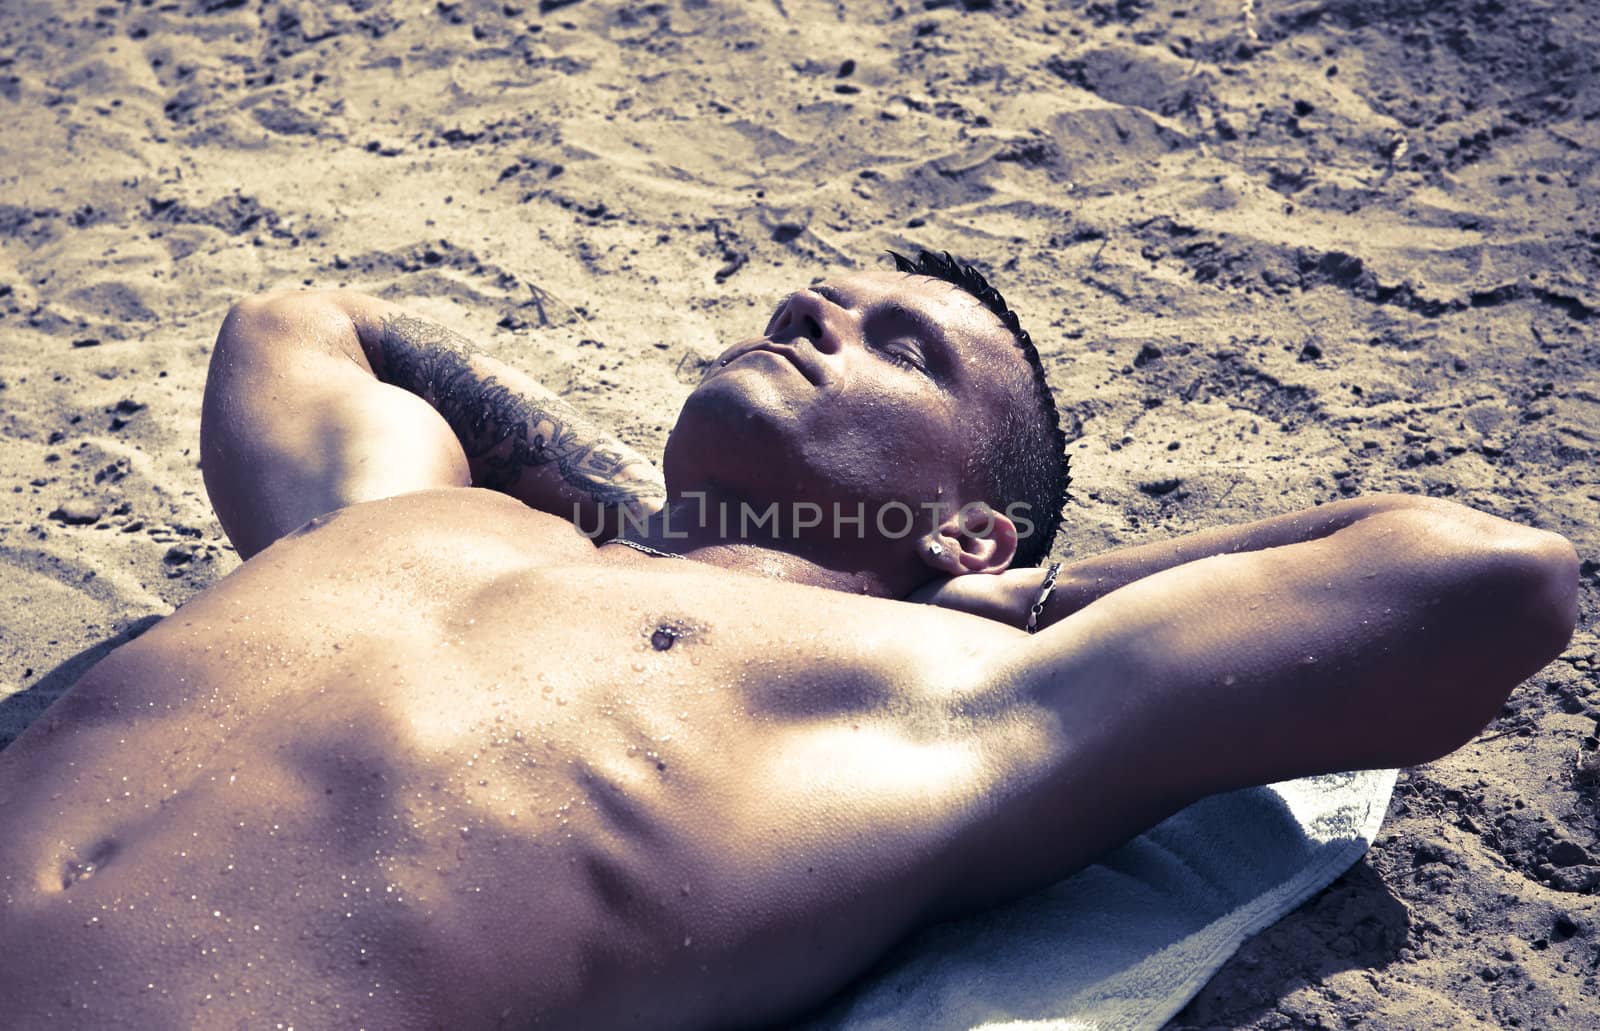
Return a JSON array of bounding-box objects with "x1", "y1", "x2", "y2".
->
[{"x1": 0, "y1": 490, "x2": 1068, "y2": 1030}]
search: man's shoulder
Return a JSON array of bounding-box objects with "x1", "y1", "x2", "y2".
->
[
  {"x1": 274, "y1": 487, "x2": 598, "y2": 554},
  {"x1": 208, "y1": 488, "x2": 603, "y2": 601}
]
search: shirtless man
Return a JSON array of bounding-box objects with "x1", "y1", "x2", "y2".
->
[{"x1": 0, "y1": 251, "x2": 1578, "y2": 1030}]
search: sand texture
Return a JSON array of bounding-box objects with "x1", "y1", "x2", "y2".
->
[{"x1": 1, "y1": 0, "x2": 1597, "y2": 1026}]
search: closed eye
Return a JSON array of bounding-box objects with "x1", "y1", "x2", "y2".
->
[
  {"x1": 879, "y1": 342, "x2": 927, "y2": 373},
  {"x1": 873, "y1": 303, "x2": 948, "y2": 380}
]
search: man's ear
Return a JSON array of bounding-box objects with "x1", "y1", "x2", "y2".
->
[{"x1": 922, "y1": 501, "x2": 1016, "y2": 575}]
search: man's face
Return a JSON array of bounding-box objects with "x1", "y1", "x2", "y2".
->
[{"x1": 664, "y1": 270, "x2": 1027, "y2": 517}]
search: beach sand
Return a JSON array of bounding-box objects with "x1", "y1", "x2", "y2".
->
[{"x1": 1, "y1": 0, "x2": 1596, "y2": 1026}]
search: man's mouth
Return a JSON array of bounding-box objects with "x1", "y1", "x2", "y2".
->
[{"x1": 728, "y1": 343, "x2": 822, "y2": 386}]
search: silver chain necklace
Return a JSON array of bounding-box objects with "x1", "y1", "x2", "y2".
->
[{"x1": 604, "y1": 538, "x2": 688, "y2": 560}]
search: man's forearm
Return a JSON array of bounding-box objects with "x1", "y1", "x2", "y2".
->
[
  {"x1": 913, "y1": 495, "x2": 1434, "y2": 631},
  {"x1": 1038, "y1": 494, "x2": 1448, "y2": 629},
  {"x1": 353, "y1": 308, "x2": 665, "y2": 531}
]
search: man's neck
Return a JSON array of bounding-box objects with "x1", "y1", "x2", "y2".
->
[{"x1": 609, "y1": 491, "x2": 924, "y2": 598}]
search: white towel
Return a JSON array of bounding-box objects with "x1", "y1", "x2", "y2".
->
[{"x1": 805, "y1": 769, "x2": 1397, "y2": 1031}]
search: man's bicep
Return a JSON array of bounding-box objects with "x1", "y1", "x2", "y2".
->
[
  {"x1": 202, "y1": 293, "x2": 470, "y2": 559},
  {"x1": 1021, "y1": 508, "x2": 1571, "y2": 805}
]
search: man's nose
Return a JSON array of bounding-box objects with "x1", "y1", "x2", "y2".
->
[{"x1": 773, "y1": 290, "x2": 848, "y2": 354}]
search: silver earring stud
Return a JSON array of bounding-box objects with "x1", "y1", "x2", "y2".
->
[{"x1": 928, "y1": 541, "x2": 943, "y2": 558}]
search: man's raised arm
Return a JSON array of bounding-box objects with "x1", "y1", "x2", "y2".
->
[
  {"x1": 937, "y1": 498, "x2": 1575, "y2": 915},
  {"x1": 1030, "y1": 497, "x2": 1575, "y2": 801},
  {"x1": 201, "y1": 290, "x2": 665, "y2": 559}
]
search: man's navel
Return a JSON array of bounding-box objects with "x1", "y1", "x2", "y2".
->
[
  {"x1": 639, "y1": 616, "x2": 712, "y2": 655},
  {"x1": 52, "y1": 836, "x2": 120, "y2": 892}
]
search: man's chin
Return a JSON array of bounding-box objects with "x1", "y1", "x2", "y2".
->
[
  {"x1": 676, "y1": 372, "x2": 805, "y2": 434},
  {"x1": 666, "y1": 379, "x2": 809, "y2": 481}
]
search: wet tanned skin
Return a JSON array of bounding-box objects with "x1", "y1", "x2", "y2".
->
[
  {"x1": 0, "y1": 492, "x2": 1032, "y2": 1029},
  {"x1": 0, "y1": 274, "x2": 1578, "y2": 1030}
]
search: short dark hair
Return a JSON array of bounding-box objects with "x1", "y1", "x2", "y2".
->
[{"x1": 887, "y1": 249, "x2": 1071, "y2": 567}]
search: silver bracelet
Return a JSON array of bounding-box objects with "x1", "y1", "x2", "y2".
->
[{"x1": 1026, "y1": 561, "x2": 1063, "y2": 634}]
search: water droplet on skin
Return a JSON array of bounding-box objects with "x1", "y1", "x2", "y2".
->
[{"x1": 1222, "y1": 674, "x2": 1237, "y2": 686}]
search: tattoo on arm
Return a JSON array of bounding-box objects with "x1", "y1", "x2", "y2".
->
[{"x1": 377, "y1": 313, "x2": 662, "y2": 507}]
